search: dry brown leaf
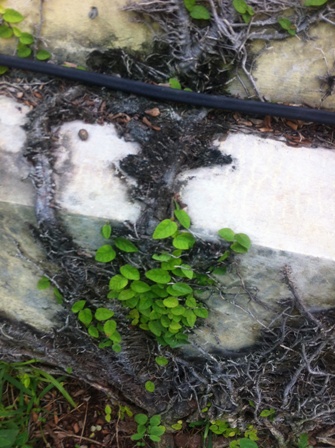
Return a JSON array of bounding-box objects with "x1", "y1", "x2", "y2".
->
[{"x1": 145, "y1": 107, "x2": 160, "y2": 117}]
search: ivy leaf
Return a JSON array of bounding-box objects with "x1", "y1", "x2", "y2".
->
[
  {"x1": 183, "y1": 0, "x2": 196, "y2": 12},
  {"x1": 145, "y1": 269, "x2": 171, "y2": 284},
  {"x1": 190, "y1": 5, "x2": 211, "y2": 20},
  {"x1": 304, "y1": 0, "x2": 328, "y2": 5},
  {"x1": 95, "y1": 308, "x2": 114, "y2": 321},
  {"x1": 278, "y1": 17, "x2": 296, "y2": 35},
  {"x1": 235, "y1": 233, "x2": 251, "y2": 250},
  {"x1": 150, "y1": 415, "x2": 161, "y2": 426},
  {"x1": 153, "y1": 219, "x2": 178, "y2": 239},
  {"x1": 231, "y1": 242, "x2": 249, "y2": 253},
  {"x1": 37, "y1": 276, "x2": 51, "y2": 290},
  {"x1": 78, "y1": 308, "x2": 93, "y2": 326},
  {"x1": 155, "y1": 356, "x2": 168, "y2": 366},
  {"x1": 71, "y1": 300, "x2": 86, "y2": 313},
  {"x1": 114, "y1": 237, "x2": 138, "y2": 253},
  {"x1": 148, "y1": 320, "x2": 162, "y2": 337},
  {"x1": 168, "y1": 77, "x2": 182, "y2": 90},
  {"x1": 232, "y1": 0, "x2": 248, "y2": 13},
  {"x1": 180, "y1": 264, "x2": 194, "y2": 279},
  {"x1": 0, "y1": 66, "x2": 9, "y2": 75},
  {"x1": 168, "y1": 282, "x2": 193, "y2": 296},
  {"x1": 103, "y1": 319, "x2": 117, "y2": 338},
  {"x1": 118, "y1": 289, "x2": 135, "y2": 301},
  {"x1": 120, "y1": 264, "x2": 140, "y2": 280},
  {"x1": 101, "y1": 224, "x2": 112, "y2": 239},
  {"x1": 53, "y1": 287, "x2": 63, "y2": 304},
  {"x1": 135, "y1": 414, "x2": 148, "y2": 425},
  {"x1": 194, "y1": 307, "x2": 208, "y2": 318},
  {"x1": 152, "y1": 253, "x2": 171, "y2": 261},
  {"x1": 185, "y1": 296, "x2": 197, "y2": 308},
  {"x1": 138, "y1": 296, "x2": 153, "y2": 311},
  {"x1": 17, "y1": 44, "x2": 32, "y2": 58},
  {"x1": 174, "y1": 209, "x2": 191, "y2": 229},
  {"x1": 3, "y1": 9, "x2": 24, "y2": 23},
  {"x1": 36, "y1": 49, "x2": 51, "y2": 61},
  {"x1": 239, "y1": 439, "x2": 259, "y2": 448},
  {"x1": 109, "y1": 275, "x2": 128, "y2": 291},
  {"x1": 131, "y1": 280, "x2": 151, "y2": 293},
  {"x1": 184, "y1": 309, "x2": 197, "y2": 327},
  {"x1": 19, "y1": 32, "x2": 34, "y2": 45},
  {"x1": 173, "y1": 232, "x2": 196, "y2": 250},
  {"x1": 163, "y1": 297, "x2": 179, "y2": 308},
  {"x1": 218, "y1": 228, "x2": 235, "y2": 242},
  {"x1": 145, "y1": 380, "x2": 155, "y2": 393},
  {"x1": 95, "y1": 245, "x2": 116, "y2": 263},
  {"x1": 0, "y1": 25, "x2": 14, "y2": 38},
  {"x1": 88, "y1": 325, "x2": 99, "y2": 338}
]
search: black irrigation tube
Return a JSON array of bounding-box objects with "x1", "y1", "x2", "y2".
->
[{"x1": 1, "y1": 53, "x2": 335, "y2": 125}]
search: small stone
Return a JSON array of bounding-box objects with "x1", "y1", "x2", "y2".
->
[{"x1": 78, "y1": 129, "x2": 89, "y2": 141}]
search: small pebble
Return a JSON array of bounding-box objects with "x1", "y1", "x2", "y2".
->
[{"x1": 78, "y1": 129, "x2": 89, "y2": 141}]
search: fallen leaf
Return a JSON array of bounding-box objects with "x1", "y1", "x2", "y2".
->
[{"x1": 145, "y1": 107, "x2": 160, "y2": 117}]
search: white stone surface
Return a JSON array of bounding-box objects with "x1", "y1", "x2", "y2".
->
[
  {"x1": 0, "y1": 96, "x2": 33, "y2": 206},
  {"x1": 179, "y1": 133, "x2": 335, "y2": 261},
  {"x1": 54, "y1": 121, "x2": 142, "y2": 223}
]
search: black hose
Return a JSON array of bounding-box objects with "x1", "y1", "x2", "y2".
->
[{"x1": 1, "y1": 53, "x2": 334, "y2": 125}]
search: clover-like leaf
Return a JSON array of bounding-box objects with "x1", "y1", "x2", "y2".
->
[{"x1": 153, "y1": 219, "x2": 178, "y2": 239}]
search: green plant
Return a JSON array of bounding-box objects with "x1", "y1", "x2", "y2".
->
[
  {"x1": 304, "y1": 0, "x2": 328, "y2": 5},
  {"x1": 232, "y1": 0, "x2": 255, "y2": 23},
  {"x1": 168, "y1": 76, "x2": 192, "y2": 92},
  {"x1": 259, "y1": 408, "x2": 276, "y2": 421},
  {"x1": 297, "y1": 433, "x2": 312, "y2": 448},
  {"x1": 0, "y1": 360, "x2": 75, "y2": 448},
  {"x1": 0, "y1": 6, "x2": 51, "y2": 74},
  {"x1": 278, "y1": 17, "x2": 296, "y2": 36},
  {"x1": 37, "y1": 276, "x2": 63, "y2": 304},
  {"x1": 72, "y1": 209, "x2": 251, "y2": 351},
  {"x1": 131, "y1": 413, "x2": 166, "y2": 445},
  {"x1": 183, "y1": 0, "x2": 211, "y2": 20}
]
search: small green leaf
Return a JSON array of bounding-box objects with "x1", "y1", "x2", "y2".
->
[
  {"x1": 170, "y1": 305, "x2": 186, "y2": 316},
  {"x1": 174, "y1": 209, "x2": 191, "y2": 229},
  {"x1": 239, "y1": 439, "x2": 259, "y2": 448},
  {"x1": 36, "y1": 49, "x2": 51, "y2": 61},
  {"x1": 231, "y1": 242, "x2": 248, "y2": 253},
  {"x1": 135, "y1": 414, "x2": 148, "y2": 425},
  {"x1": 71, "y1": 300, "x2": 86, "y2": 313},
  {"x1": 37, "y1": 276, "x2": 51, "y2": 290},
  {"x1": 235, "y1": 233, "x2": 251, "y2": 250},
  {"x1": 304, "y1": 0, "x2": 328, "y2": 5},
  {"x1": 169, "y1": 77, "x2": 182, "y2": 90},
  {"x1": 150, "y1": 415, "x2": 161, "y2": 426},
  {"x1": 114, "y1": 237, "x2": 138, "y2": 253},
  {"x1": 218, "y1": 228, "x2": 235, "y2": 241},
  {"x1": 173, "y1": 232, "x2": 196, "y2": 250},
  {"x1": 53, "y1": 287, "x2": 63, "y2": 304},
  {"x1": 145, "y1": 380, "x2": 155, "y2": 392},
  {"x1": 148, "y1": 320, "x2": 162, "y2": 337},
  {"x1": 194, "y1": 307, "x2": 208, "y2": 318},
  {"x1": 109, "y1": 275, "x2": 128, "y2": 291},
  {"x1": 152, "y1": 253, "x2": 171, "y2": 261},
  {"x1": 19, "y1": 32, "x2": 34, "y2": 45},
  {"x1": 151, "y1": 284, "x2": 169, "y2": 298},
  {"x1": 0, "y1": 66, "x2": 9, "y2": 75},
  {"x1": 103, "y1": 319, "x2": 117, "y2": 338},
  {"x1": 149, "y1": 434, "x2": 162, "y2": 442},
  {"x1": 190, "y1": 5, "x2": 211, "y2": 19},
  {"x1": 184, "y1": 309, "x2": 196, "y2": 326},
  {"x1": 211, "y1": 267, "x2": 227, "y2": 276},
  {"x1": 120, "y1": 264, "x2": 140, "y2": 280},
  {"x1": 3, "y1": 8, "x2": 24, "y2": 23},
  {"x1": 218, "y1": 250, "x2": 230, "y2": 262},
  {"x1": 185, "y1": 296, "x2": 197, "y2": 308},
  {"x1": 153, "y1": 219, "x2": 178, "y2": 239},
  {"x1": 155, "y1": 356, "x2": 168, "y2": 366},
  {"x1": 95, "y1": 245, "x2": 116, "y2": 262},
  {"x1": 101, "y1": 224, "x2": 112, "y2": 239},
  {"x1": 88, "y1": 325, "x2": 100, "y2": 338},
  {"x1": 78, "y1": 308, "x2": 93, "y2": 326},
  {"x1": 278, "y1": 17, "x2": 296, "y2": 36},
  {"x1": 17, "y1": 44, "x2": 32, "y2": 58},
  {"x1": 131, "y1": 280, "x2": 151, "y2": 293},
  {"x1": 233, "y1": 0, "x2": 248, "y2": 13},
  {"x1": 95, "y1": 308, "x2": 114, "y2": 321},
  {"x1": 118, "y1": 288, "x2": 135, "y2": 301},
  {"x1": 0, "y1": 25, "x2": 13, "y2": 38},
  {"x1": 145, "y1": 269, "x2": 171, "y2": 284},
  {"x1": 150, "y1": 425, "x2": 165, "y2": 436},
  {"x1": 183, "y1": 0, "x2": 196, "y2": 12},
  {"x1": 0, "y1": 429, "x2": 20, "y2": 447},
  {"x1": 170, "y1": 282, "x2": 193, "y2": 296},
  {"x1": 12, "y1": 27, "x2": 22, "y2": 37},
  {"x1": 163, "y1": 297, "x2": 179, "y2": 308},
  {"x1": 112, "y1": 343, "x2": 122, "y2": 353}
]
